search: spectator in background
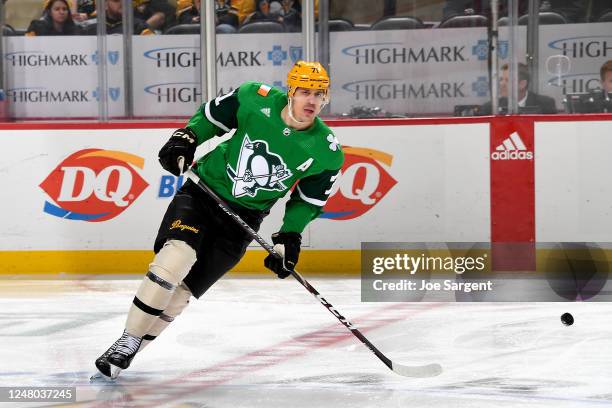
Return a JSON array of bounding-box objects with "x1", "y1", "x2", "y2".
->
[
  {"x1": 133, "y1": 0, "x2": 176, "y2": 32},
  {"x1": 601, "y1": 60, "x2": 612, "y2": 94},
  {"x1": 26, "y1": 0, "x2": 81, "y2": 36},
  {"x1": 216, "y1": 0, "x2": 240, "y2": 28},
  {"x1": 278, "y1": 0, "x2": 300, "y2": 31},
  {"x1": 176, "y1": 0, "x2": 240, "y2": 29},
  {"x1": 84, "y1": 0, "x2": 153, "y2": 35},
  {"x1": 176, "y1": 0, "x2": 191, "y2": 9},
  {"x1": 242, "y1": 0, "x2": 281, "y2": 25},
  {"x1": 177, "y1": 0, "x2": 201, "y2": 24},
  {"x1": 232, "y1": 0, "x2": 256, "y2": 25},
  {"x1": 597, "y1": 60, "x2": 612, "y2": 112},
  {"x1": 480, "y1": 63, "x2": 557, "y2": 114},
  {"x1": 566, "y1": 60, "x2": 612, "y2": 113},
  {"x1": 72, "y1": 0, "x2": 96, "y2": 22},
  {"x1": 177, "y1": 0, "x2": 254, "y2": 26},
  {"x1": 273, "y1": 0, "x2": 316, "y2": 31}
]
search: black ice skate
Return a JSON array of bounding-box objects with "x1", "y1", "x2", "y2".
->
[
  {"x1": 106, "y1": 330, "x2": 143, "y2": 375},
  {"x1": 91, "y1": 336, "x2": 121, "y2": 380},
  {"x1": 91, "y1": 331, "x2": 142, "y2": 380}
]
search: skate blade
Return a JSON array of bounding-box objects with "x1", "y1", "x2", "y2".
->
[
  {"x1": 110, "y1": 364, "x2": 123, "y2": 380},
  {"x1": 90, "y1": 371, "x2": 114, "y2": 382}
]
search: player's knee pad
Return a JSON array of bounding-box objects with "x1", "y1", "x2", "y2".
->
[
  {"x1": 161, "y1": 283, "x2": 192, "y2": 320},
  {"x1": 149, "y1": 240, "x2": 197, "y2": 287}
]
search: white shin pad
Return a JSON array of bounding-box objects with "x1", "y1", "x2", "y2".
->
[
  {"x1": 126, "y1": 240, "x2": 196, "y2": 336},
  {"x1": 141, "y1": 283, "x2": 192, "y2": 349}
]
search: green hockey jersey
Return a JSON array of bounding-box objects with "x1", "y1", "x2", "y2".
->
[{"x1": 186, "y1": 81, "x2": 344, "y2": 233}]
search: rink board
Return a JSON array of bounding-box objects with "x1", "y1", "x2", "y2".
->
[{"x1": 1, "y1": 115, "x2": 612, "y2": 274}]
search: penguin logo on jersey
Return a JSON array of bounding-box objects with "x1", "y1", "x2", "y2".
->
[{"x1": 227, "y1": 135, "x2": 293, "y2": 197}]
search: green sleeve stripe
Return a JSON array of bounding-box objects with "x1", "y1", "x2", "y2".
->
[
  {"x1": 296, "y1": 184, "x2": 327, "y2": 207},
  {"x1": 280, "y1": 199, "x2": 323, "y2": 233},
  {"x1": 204, "y1": 101, "x2": 231, "y2": 133},
  {"x1": 186, "y1": 110, "x2": 221, "y2": 144}
]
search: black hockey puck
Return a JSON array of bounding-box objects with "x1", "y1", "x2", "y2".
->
[{"x1": 561, "y1": 312, "x2": 574, "y2": 326}]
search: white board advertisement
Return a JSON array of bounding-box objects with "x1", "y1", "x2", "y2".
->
[
  {"x1": 311, "y1": 123, "x2": 491, "y2": 248},
  {"x1": 536, "y1": 120, "x2": 612, "y2": 242},
  {"x1": 0, "y1": 123, "x2": 490, "y2": 251},
  {"x1": 131, "y1": 29, "x2": 492, "y2": 117},
  {"x1": 131, "y1": 34, "x2": 302, "y2": 117},
  {"x1": 4, "y1": 36, "x2": 125, "y2": 118},
  {"x1": 537, "y1": 23, "x2": 612, "y2": 103},
  {"x1": 329, "y1": 28, "x2": 490, "y2": 115}
]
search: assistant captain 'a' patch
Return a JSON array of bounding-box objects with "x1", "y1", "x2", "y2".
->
[{"x1": 257, "y1": 84, "x2": 271, "y2": 97}]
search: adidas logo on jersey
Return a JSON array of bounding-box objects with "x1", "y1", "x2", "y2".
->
[
  {"x1": 491, "y1": 132, "x2": 533, "y2": 160},
  {"x1": 260, "y1": 107, "x2": 271, "y2": 117}
]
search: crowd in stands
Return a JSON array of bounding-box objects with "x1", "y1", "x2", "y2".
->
[
  {"x1": 23, "y1": 0, "x2": 307, "y2": 36},
  {"x1": 18, "y1": 0, "x2": 612, "y2": 36}
]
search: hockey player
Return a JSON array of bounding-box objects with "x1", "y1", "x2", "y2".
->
[{"x1": 93, "y1": 61, "x2": 344, "y2": 379}]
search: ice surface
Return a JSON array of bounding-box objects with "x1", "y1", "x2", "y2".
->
[{"x1": 0, "y1": 277, "x2": 611, "y2": 407}]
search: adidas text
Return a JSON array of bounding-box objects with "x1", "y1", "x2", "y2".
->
[
  {"x1": 492, "y1": 132, "x2": 533, "y2": 160},
  {"x1": 491, "y1": 150, "x2": 533, "y2": 160}
]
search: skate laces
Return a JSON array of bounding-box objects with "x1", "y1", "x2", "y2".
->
[
  {"x1": 114, "y1": 331, "x2": 142, "y2": 357},
  {"x1": 101, "y1": 337, "x2": 121, "y2": 358}
]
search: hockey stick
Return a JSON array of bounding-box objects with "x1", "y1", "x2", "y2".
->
[{"x1": 183, "y1": 168, "x2": 442, "y2": 378}]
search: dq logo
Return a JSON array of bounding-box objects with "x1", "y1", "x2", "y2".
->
[
  {"x1": 39, "y1": 149, "x2": 149, "y2": 222},
  {"x1": 322, "y1": 146, "x2": 397, "y2": 220}
]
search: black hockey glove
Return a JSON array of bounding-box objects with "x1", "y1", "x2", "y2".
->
[
  {"x1": 158, "y1": 128, "x2": 197, "y2": 176},
  {"x1": 264, "y1": 232, "x2": 301, "y2": 279}
]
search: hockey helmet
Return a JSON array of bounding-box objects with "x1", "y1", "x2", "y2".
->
[{"x1": 287, "y1": 60, "x2": 330, "y2": 99}]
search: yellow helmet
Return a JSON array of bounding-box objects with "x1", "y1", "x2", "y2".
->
[{"x1": 287, "y1": 60, "x2": 330, "y2": 98}]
